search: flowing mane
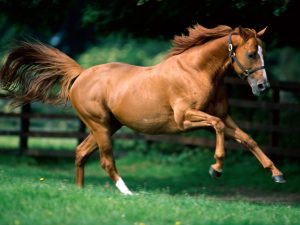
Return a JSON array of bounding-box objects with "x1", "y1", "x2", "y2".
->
[{"x1": 166, "y1": 24, "x2": 233, "y2": 58}]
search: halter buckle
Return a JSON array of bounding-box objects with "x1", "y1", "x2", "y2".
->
[
  {"x1": 228, "y1": 43, "x2": 233, "y2": 52},
  {"x1": 243, "y1": 69, "x2": 250, "y2": 76}
]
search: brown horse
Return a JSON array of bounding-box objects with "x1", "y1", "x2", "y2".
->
[{"x1": 0, "y1": 24, "x2": 286, "y2": 195}]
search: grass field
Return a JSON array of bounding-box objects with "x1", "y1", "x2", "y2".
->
[{"x1": 0, "y1": 149, "x2": 299, "y2": 225}]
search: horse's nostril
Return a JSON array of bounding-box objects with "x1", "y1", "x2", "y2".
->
[{"x1": 258, "y1": 83, "x2": 265, "y2": 91}]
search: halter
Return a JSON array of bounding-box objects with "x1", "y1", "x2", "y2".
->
[{"x1": 228, "y1": 32, "x2": 265, "y2": 80}]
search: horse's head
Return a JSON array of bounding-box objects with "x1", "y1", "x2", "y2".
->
[{"x1": 229, "y1": 27, "x2": 269, "y2": 96}]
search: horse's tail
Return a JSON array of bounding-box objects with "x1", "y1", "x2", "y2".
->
[{"x1": 0, "y1": 41, "x2": 83, "y2": 106}]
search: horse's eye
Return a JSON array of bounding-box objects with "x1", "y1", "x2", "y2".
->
[{"x1": 248, "y1": 52, "x2": 256, "y2": 59}]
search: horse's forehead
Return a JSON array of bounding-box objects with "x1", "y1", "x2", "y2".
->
[{"x1": 244, "y1": 38, "x2": 260, "y2": 50}]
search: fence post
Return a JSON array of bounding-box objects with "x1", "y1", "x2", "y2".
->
[
  {"x1": 271, "y1": 87, "x2": 280, "y2": 148},
  {"x1": 20, "y1": 103, "x2": 30, "y2": 155}
]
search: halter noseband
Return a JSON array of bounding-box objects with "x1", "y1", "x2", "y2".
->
[{"x1": 228, "y1": 32, "x2": 265, "y2": 80}]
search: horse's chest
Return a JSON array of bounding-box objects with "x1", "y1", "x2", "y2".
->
[
  {"x1": 205, "y1": 100, "x2": 228, "y2": 118},
  {"x1": 194, "y1": 86, "x2": 228, "y2": 118},
  {"x1": 208, "y1": 92, "x2": 228, "y2": 118}
]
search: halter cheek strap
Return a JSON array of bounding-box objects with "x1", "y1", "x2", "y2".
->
[{"x1": 228, "y1": 32, "x2": 265, "y2": 80}]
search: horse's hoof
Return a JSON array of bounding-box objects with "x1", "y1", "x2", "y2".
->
[
  {"x1": 209, "y1": 166, "x2": 222, "y2": 179},
  {"x1": 272, "y1": 174, "x2": 286, "y2": 183}
]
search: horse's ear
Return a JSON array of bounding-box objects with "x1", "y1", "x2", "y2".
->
[
  {"x1": 238, "y1": 26, "x2": 248, "y2": 41},
  {"x1": 257, "y1": 27, "x2": 268, "y2": 37}
]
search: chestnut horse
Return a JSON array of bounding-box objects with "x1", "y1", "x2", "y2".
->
[{"x1": 0, "y1": 24, "x2": 286, "y2": 195}]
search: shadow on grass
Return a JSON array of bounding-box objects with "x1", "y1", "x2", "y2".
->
[
  {"x1": 1, "y1": 151, "x2": 300, "y2": 204},
  {"x1": 82, "y1": 152, "x2": 300, "y2": 204},
  {"x1": 82, "y1": 172, "x2": 300, "y2": 204}
]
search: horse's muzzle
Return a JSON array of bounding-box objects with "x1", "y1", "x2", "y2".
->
[
  {"x1": 248, "y1": 77, "x2": 270, "y2": 96},
  {"x1": 257, "y1": 80, "x2": 270, "y2": 92}
]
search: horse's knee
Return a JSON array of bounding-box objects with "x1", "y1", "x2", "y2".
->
[{"x1": 212, "y1": 118, "x2": 225, "y2": 133}]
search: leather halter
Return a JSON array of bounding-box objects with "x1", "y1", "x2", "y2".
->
[{"x1": 228, "y1": 32, "x2": 265, "y2": 80}]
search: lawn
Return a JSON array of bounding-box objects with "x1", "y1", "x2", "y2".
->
[{"x1": 0, "y1": 150, "x2": 299, "y2": 225}]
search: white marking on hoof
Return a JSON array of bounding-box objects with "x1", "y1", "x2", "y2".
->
[{"x1": 115, "y1": 178, "x2": 132, "y2": 195}]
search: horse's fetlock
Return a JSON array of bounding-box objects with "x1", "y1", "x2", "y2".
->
[
  {"x1": 214, "y1": 152, "x2": 225, "y2": 160},
  {"x1": 263, "y1": 161, "x2": 274, "y2": 170}
]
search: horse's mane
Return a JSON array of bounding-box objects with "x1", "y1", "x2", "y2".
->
[{"x1": 166, "y1": 24, "x2": 233, "y2": 58}]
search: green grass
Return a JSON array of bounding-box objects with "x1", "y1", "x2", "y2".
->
[{"x1": 0, "y1": 150, "x2": 299, "y2": 225}]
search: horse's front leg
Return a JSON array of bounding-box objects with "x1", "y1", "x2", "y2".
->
[
  {"x1": 182, "y1": 109, "x2": 225, "y2": 178},
  {"x1": 223, "y1": 115, "x2": 286, "y2": 183}
]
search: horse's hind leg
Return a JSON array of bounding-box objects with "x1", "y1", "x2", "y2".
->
[
  {"x1": 85, "y1": 120, "x2": 132, "y2": 195},
  {"x1": 223, "y1": 115, "x2": 286, "y2": 183},
  {"x1": 76, "y1": 133, "x2": 98, "y2": 187}
]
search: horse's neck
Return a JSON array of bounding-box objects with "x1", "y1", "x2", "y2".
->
[{"x1": 178, "y1": 36, "x2": 230, "y2": 81}]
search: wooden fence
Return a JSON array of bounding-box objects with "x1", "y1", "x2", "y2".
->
[{"x1": 0, "y1": 77, "x2": 300, "y2": 158}]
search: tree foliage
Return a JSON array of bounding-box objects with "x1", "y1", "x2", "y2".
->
[{"x1": 0, "y1": 0, "x2": 298, "y2": 54}]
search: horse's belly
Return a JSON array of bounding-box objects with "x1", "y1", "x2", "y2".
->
[
  {"x1": 128, "y1": 120, "x2": 177, "y2": 134},
  {"x1": 112, "y1": 108, "x2": 179, "y2": 134}
]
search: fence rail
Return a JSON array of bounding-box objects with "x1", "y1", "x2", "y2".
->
[{"x1": 0, "y1": 77, "x2": 300, "y2": 158}]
